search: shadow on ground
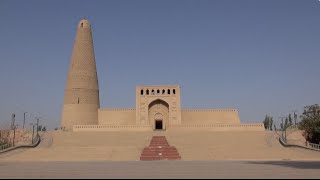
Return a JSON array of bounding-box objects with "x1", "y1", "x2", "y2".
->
[{"x1": 246, "y1": 161, "x2": 320, "y2": 170}]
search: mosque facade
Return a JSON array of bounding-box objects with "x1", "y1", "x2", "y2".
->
[{"x1": 61, "y1": 19, "x2": 263, "y2": 132}]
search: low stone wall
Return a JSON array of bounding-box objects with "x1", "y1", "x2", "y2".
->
[
  {"x1": 168, "y1": 123, "x2": 265, "y2": 131},
  {"x1": 73, "y1": 123, "x2": 264, "y2": 132},
  {"x1": 73, "y1": 125, "x2": 152, "y2": 132}
]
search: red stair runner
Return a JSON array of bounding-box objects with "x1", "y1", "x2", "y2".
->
[{"x1": 140, "y1": 136, "x2": 181, "y2": 161}]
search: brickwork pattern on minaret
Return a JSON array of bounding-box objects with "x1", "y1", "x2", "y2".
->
[{"x1": 61, "y1": 19, "x2": 100, "y2": 131}]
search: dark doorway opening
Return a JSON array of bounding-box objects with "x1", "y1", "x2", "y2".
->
[{"x1": 155, "y1": 120, "x2": 163, "y2": 130}]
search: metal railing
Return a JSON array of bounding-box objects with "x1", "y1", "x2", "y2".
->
[
  {"x1": 307, "y1": 142, "x2": 320, "y2": 150},
  {"x1": 0, "y1": 142, "x2": 13, "y2": 151},
  {"x1": 0, "y1": 130, "x2": 41, "y2": 154},
  {"x1": 280, "y1": 124, "x2": 300, "y2": 143},
  {"x1": 32, "y1": 134, "x2": 40, "y2": 145},
  {"x1": 279, "y1": 125, "x2": 320, "y2": 151}
]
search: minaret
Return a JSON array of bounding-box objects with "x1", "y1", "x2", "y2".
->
[{"x1": 61, "y1": 19, "x2": 100, "y2": 131}]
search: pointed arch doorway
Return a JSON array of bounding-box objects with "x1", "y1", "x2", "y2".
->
[
  {"x1": 154, "y1": 113, "x2": 163, "y2": 130},
  {"x1": 148, "y1": 99, "x2": 169, "y2": 130}
]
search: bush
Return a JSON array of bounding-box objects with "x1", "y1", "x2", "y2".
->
[{"x1": 299, "y1": 104, "x2": 320, "y2": 144}]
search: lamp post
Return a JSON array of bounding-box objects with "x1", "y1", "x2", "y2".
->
[
  {"x1": 13, "y1": 126, "x2": 16, "y2": 147},
  {"x1": 292, "y1": 110, "x2": 298, "y2": 127},
  {"x1": 36, "y1": 117, "x2": 39, "y2": 136},
  {"x1": 280, "y1": 116, "x2": 287, "y2": 143},
  {"x1": 280, "y1": 117, "x2": 284, "y2": 140},
  {"x1": 23, "y1": 112, "x2": 28, "y2": 129},
  {"x1": 30, "y1": 123, "x2": 35, "y2": 144},
  {"x1": 11, "y1": 113, "x2": 15, "y2": 130},
  {"x1": 13, "y1": 124, "x2": 18, "y2": 147}
]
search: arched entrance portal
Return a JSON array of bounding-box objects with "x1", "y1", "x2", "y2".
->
[
  {"x1": 154, "y1": 113, "x2": 163, "y2": 130},
  {"x1": 148, "y1": 99, "x2": 169, "y2": 130}
]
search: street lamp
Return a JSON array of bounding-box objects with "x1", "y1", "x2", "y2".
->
[
  {"x1": 12, "y1": 124, "x2": 18, "y2": 147},
  {"x1": 30, "y1": 123, "x2": 35, "y2": 144},
  {"x1": 23, "y1": 112, "x2": 28, "y2": 129},
  {"x1": 279, "y1": 117, "x2": 285, "y2": 141},
  {"x1": 36, "y1": 117, "x2": 40, "y2": 136}
]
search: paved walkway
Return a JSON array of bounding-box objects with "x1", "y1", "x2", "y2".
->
[{"x1": 0, "y1": 160, "x2": 320, "y2": 178}]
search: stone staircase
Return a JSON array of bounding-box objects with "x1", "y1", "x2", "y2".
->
[
  {"x1": 3, "y1": 131, "x2": 320, "y2": 161},
  {"x1": 140, "y1": 136, "x2": 181, "y2": 161}
]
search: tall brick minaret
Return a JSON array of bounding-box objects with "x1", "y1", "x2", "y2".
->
[{"x1": 61, "y1": 19, "x2": 100, "y2": 131}]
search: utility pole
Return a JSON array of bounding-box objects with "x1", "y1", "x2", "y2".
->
[{"x1": 23, "y1": 112, "x2": 28, "y2": 129}]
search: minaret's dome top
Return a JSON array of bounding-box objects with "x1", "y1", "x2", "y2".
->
[{"x1": 78, "y1": 19, "x2": 91, "y2": 29}]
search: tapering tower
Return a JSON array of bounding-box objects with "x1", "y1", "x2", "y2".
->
[{"x1": 61, "y1": 19, "x2": 100, "y2": 131}]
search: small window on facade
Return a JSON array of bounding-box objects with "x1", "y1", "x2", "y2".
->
[
  {"x1": 141, "y1": 89, "x2": 143, "y2": 95},
  {"x1": 146, "y1": 89, "x2": 149, "y2": 95},
  {"x1": 157, "y1": 89, "x2": 160, "y2": 94},
  {"x1": 173, "y1": 89, "x2": 176, "y2": 94},
  {"x1": 162, "y1": 89, "x2": 165, "y2": 94},
  {"x1": 151, "y1": 89, "x2": 155, "y2": 95},
  {"x1": 168, "y1": 89, "x2": 170, "y2": 95},
  {"x1": 81, "y1": 23, "x2": 83, "y2": 27}
]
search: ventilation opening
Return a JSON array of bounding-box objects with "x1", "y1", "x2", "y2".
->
[{"x1": 141, "y1": 89, "x2": 143, "y2": 95}]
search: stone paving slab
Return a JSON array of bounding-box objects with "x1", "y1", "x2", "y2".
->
[{"x1": 0, "y1": 160, "x2": 319, "y2": 179}]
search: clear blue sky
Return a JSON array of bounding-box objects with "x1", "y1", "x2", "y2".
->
[{"x1": 1, "y1": 0, "x2": 320, "y2": 130}]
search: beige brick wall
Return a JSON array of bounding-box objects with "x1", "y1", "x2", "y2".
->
[
  {"x1": 98, "y1": 108, "x2": 136, "y2": 125},
  {"x1": 181, "y1": 109, "x2": 240, "y2": 125},
  {"x1": 61, "y1": 104, "x2": 99, "y2": 129},
  {"x1": 169, "y1": 123, "x2": 264, "y2": 131}
]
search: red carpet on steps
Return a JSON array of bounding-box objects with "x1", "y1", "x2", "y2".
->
[{"x1": 140, "y1": 136, "x2": 181, "y2": 161}]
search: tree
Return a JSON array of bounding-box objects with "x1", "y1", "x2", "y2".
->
[
  {"x1": 269, "y1": 117, "x2": 273, "y2": 131},
  {"x1": 263, "y1": 115, "x2": 269, "y2": 130},
  {"x1": 285, "y1": 117, "x2": 289, "y2": 129},
  {"x1": 263, "y1": 115, "x2": 273, "y2": 130},
  {"x1": 38, "y1": 125, "x2": 42, "y2": 131},
  {"x1": 288, "y1": 114, "x2": 293, "y2": 126},
  {"x1": 274, "y1": 124, "x2": 277, "y2": 131},
  {"x1": 42, "y1": 126, "x2": 46, "y2": 132},
  {"x1": 294, "y1": 112, "x2": 298, "y2": 125},
  {"x1": 299, "y1": 104, "x2": 320, "y2": 144}
]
